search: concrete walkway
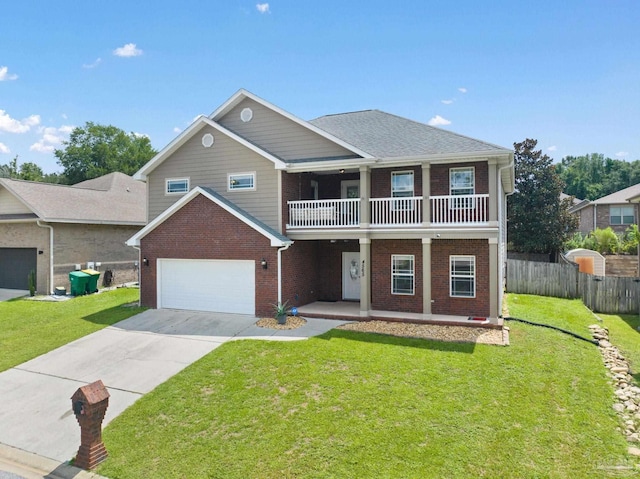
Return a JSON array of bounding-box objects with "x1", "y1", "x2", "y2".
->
[{"x1": 0, "y1": 309, "x2": 349, "y2": 477}]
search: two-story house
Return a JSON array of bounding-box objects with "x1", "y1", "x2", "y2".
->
[
  {"x1": 127, "y1": 89, "x2": 514, "y2": 325},
  {"x1": 571, "y1": 183, "x2": 640, "y2": 235}
]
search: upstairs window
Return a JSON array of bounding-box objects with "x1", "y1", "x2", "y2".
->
[
  {"x1": 450, "y1": 167, "x2": 475, "y2": 209},
  {"x1": 166, "y1": 178, "x2": 189, "y2": 195},
  {"x1": 610, "y1": 206, "x2": 634, "y2": 225},
  {"x1": 450, "y1": 255, "x2": 475, "y2": 298},
  {"x1": 391, "y1": 171, "x2": 414, "y2": 198},
  {"x1": 228, "y1": 172, "x2": 255, "y2": 191}
]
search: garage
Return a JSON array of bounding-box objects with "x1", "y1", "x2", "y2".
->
[
  {"x1": 0, "y1": 248, "x2": 37, "y2": 290},
  {"x1": 157, "y1": 259, "x2": 255, "y2": 314}
]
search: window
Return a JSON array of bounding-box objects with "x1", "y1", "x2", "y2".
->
[
  {"x1": 450, "y1": 256, "x2": 475, "y2": 298},
  {"x1": 610, "y1": 206, "x2": 634, "y2": 225},
  {"x1": 450, "y1": 167, "x2": 475, "y2": 209},
  {"x1": 392, "y1": 255, "x2": 414, "y2": 295},
  {"x1": 166, "y1": 178, "x2": 189, "y2": 195},
  {"x1": 392, "y1": 171, "x2": 414, "y2": 198},
  {"x1": 228, "y1": 172, "x2": 255, "y2": 191}
]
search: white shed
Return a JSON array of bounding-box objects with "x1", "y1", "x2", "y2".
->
[{"x1": 566, "y1": 248, "x2": 606, "y2": 276}]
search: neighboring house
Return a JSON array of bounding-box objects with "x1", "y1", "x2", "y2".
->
[
  {"x1": 0, "y1": 172, "x2": 145, "y2": 293},
  {"x1": 570, "y1": 184, "x2": 640, "y2": 235},
  {"x1": 127, "y1": 89, "x2": 515, "y2": 324}
]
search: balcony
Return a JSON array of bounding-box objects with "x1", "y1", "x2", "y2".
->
[{"x1": 287, "y1": 194, "x2": 489, "y2": 229}]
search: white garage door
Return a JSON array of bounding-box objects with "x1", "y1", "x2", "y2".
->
[{"x1": 157, "y1": 259, "x2": 255, "y2": 314}]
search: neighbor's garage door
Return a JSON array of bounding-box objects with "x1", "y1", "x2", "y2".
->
[
  {"x1": 157, "y1": 259, "x2": 255, "y2": 314},
  {"x1": 0, "y1": 248, "x2": 37, "y2": 290}
]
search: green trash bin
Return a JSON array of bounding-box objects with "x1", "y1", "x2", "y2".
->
[
  {"x1": 81, "y1": 269, "x2": 101, "y2": 294},
  {"x1": 69, "y1": 271, "x2": 90, "y2": 296}
]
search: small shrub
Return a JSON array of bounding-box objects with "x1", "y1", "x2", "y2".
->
[
  {"x1": 27, "y1": 269, "x2": 36, "y2": 297},
  {"x1": 592, "y1": 227, "x2": 620, "y2": 254}
]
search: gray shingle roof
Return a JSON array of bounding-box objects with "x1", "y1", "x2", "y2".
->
[
  {"x1": 592, "y1": 183, "x2": 640, "y2": 204},
  {"x1": 309, "y1": 110, "x2": 511, "y2": 158},
  {"x1": 0, "y1": 172, "x2": 146, "y2": 224}
]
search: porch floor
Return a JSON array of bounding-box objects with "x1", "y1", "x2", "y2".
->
[{"x1": 296, "y1": 301, "x2": 503, "y2": 329}]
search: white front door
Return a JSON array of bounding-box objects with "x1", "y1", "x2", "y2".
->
[{"x1": 342, "y1": 252, "x2": 361, "y2": 300}]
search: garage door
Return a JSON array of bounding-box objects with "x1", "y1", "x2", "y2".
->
[
  {"x1": 157, "y1": 259, "x2": 255, "y2": 314},
  {"x1": 0, "y1": 248, "x2": 37, "y2": 290}
]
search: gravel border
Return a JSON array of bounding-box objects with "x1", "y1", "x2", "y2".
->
[{"x1": 256, "y1": 316, "x2": 308, "y2": 330}]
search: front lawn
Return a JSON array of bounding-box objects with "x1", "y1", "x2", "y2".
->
[
  {"x1": 0, "y1": 288, "x2": 144, "y2": 372},
  {"x1": 98, "y1": 294, "x2": 635, "y2": 479}
]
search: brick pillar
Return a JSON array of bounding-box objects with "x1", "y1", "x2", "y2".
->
[{"x1": 71, "y1": 380, "x2": 110, "y2": 469}]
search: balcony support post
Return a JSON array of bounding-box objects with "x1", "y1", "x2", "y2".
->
[
  {"x1": 359, "y1": 166, "x2": 371, "y2": 228},
  {"x1": 422, "y1": 163, "x2": 431, "y2": 226},
  {"x1": 422, "y1": 237, "x2": 432, "y2": 316},
  {"x1": 359, "y1": 238, "x2": 371, "y2": 316},
  {"x1": 488, "y1": 159, "x2": 498, "y2": 223}
]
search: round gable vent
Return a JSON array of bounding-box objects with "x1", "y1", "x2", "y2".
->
[
  {"x1": 240, "y1": 107, "x2": 253, "y2": 123},
  {"x1": 202, "y1": 133, "x2": 214, "y2": 148}
]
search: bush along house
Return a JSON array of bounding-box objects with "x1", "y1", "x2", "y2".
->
[{"x1": 127, "y1": 89, "x2": 515, "y2": 326}]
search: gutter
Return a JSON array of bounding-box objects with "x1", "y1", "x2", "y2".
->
[{"x1": 36, "y1": 220, "x2": 54, "y2": 295}]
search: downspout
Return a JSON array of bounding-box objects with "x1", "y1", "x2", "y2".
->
[
  {"x1": 36, "y1": 220, "x2": 54, "y2": 294},
  {"x1": 497, "y1": 159, "x2": 515, "y2": 316},
  {"x1": 277, "y1": 242, "x2": 293, "y2": 303}
]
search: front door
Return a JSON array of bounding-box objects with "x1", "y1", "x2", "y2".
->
[
  {"x1": 341, "y1": 180, "x2": 359, "y2": 199},
  {"x1": 342, "y1": 252, "x2": 361, "y2": 300}
]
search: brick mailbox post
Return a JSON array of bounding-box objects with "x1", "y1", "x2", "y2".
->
[{"x1": 71, "y1": 379, "x2": 110, "y2": 469}]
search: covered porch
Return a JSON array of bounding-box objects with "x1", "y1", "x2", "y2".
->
[{"x1": 296, "y1": 301, "x2": 503, "y2": 329}]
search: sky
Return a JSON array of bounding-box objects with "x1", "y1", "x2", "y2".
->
[{"x1": 1, "y1": 0, "x2": 639, "y2": 174}]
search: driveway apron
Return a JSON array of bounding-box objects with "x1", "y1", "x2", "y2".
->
[{"x1": 0, "y1": 309, "x2": 346, "y2": 463}]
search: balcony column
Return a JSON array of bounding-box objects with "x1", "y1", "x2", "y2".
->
[
  {"x1": 488, "y1": 159, "x2": 498, "y2": 224},
  {"x1": 359, "y1": 238, "x2": 371, "y2": 317},
  {"x1": 359, "y1": 166, "x2": 371, "y2": 228},
  {"x1": 422, "y1": 163, "x2": 431, "y2": 226},
  {"x1": 489, "y1": 238, "x2": 499, "y2": 321},
  {"x1": 422, "y1": 238, "x2": 431, "y2": 316}
]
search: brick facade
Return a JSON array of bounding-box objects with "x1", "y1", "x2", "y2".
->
[
  {"x1": 316, "y1": 240, "x2": 360, "y2": 300},
  {"x1": 140, "y1": 194, "x2": 278, "y2": 317},
  {"x1": 431, "y1": 239, "x2": 490, "y2": 317},
  {"x1": 371, "y1": 166, "x2": 423, "y2": 198},
  {"x1": 430, "y1": 161, "x2": 488, "y2": 196},
  {"x1": 371, "y1": 239, "x2": 423, "y2": 314},
  {"x1": 281, "y1": 240, "x2": 319, "y2": 308}
]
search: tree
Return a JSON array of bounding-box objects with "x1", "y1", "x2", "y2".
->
[
  {"x1": 508, "y1": 139, "x2": 578, "y2": 255},
  {"x1": 54, "y1": 122, "x2": 156, "y2": 184},
  {"x1": 18, "y1": 162, "x2": 44, "y2": 181},
  {"x1": 0, "y1": 156, "x2": 18, "y2": 178}
]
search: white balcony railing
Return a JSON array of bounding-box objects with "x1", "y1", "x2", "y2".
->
[
  {"x1": 430, "y1": 194, "x2": 489, "y2": 224},
  {"x1": 370, "y1": 196, "x2": 423, "y2": 226},
  {"x1": 288, "y1": 198, "x2": 359, "y2": 228}
]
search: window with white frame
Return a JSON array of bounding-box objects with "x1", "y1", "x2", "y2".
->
[
  {"x1": 392, "y1": 170, "x2": 414, "y2": 211},
  {"x1": 450, "y1": 255, "x2": 475, "y2": 298},
  {"x1": 610, "y1": 206, "x2": 634, "y2": 225},
  {"x1": 165, "y1": 178, "x2": 189, "y2": 195},
  {"x1": 391, "y1": 254, "x2": 414, "y2": 295},
  {"x1": 450, "y1": 167, "x2": 474, "y2": 209},
  {"x1": 228, "y1": 172, "x2": 255, "y2": 191}
]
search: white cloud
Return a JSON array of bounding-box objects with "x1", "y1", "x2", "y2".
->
[
  {"x1": 547, "y1": 146, "x2": 557, "y2": 152},
  {"x1": 173, "y1": 127, "x2": 182, "y2": 133},
  {"x1": 441, "y1": 99, "x2": 454, "y2": 105},
  {"x1": 113, "y1": 43, "x2": 143, "y2": 57},
  {"x1": 82, "y1": 58, "x2": 102, "y2": 69},
  {"x1": 616, "y1": 151, "x2": 629, "y2": 158},
  {"x1": 133, "y1": 132, "x2": 150, "y2": 139},
  {"x1": 256, "y1": 3, "x2": 270, "y2": 13},
  {"x1": 458, "y1": 87, "x2": 467, "y2": 93},
  {"x1": 0, "y1": 66, "x2": 18, "y2": 81},
  {"x1": 29, "y1": 125, "x2": 74, "y2": 153},
  {"x1": 428, "y1": 115, "x2": 451, "y2": 126},
  {"x1": 0, "y1": 110, "x2": 40, "y2": 133},
  {"x1": 0, "y1": 142, "x2": 10, "y2": 154}
]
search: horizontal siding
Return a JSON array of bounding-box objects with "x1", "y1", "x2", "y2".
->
[
  {"x1": 219, "y1": 98, "x2": 356, "y2": 161},
  {"x1": 0, "y1": 188, "x2": 31, "y2": 214},
  {"x1": 148, "y1": 125, "x2": 279, "y2": 229}
]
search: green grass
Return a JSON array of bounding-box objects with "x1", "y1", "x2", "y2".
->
[
  {"x1": 0, "y1": 288, "x2": 144, "y2": 372},
  {"x1": 98, "y1": 293, "x2": 637, "y2": 479},
  {"x1": 598, "y1": 312, "x2": 640, "y2": 383}
]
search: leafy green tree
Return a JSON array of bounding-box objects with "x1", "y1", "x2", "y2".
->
[
  {"x1": 0, "y1": 156, "x2": 18, "y2": 178},
  {"x1": 18, "y1": 162, "x2": 44, "y2": 181},
  {"x1": 54, "y1": 122, "x2": 156, "y2": 184},
  {"x1": 508, "y1": 139, "x2": 578, "y2": 255}
]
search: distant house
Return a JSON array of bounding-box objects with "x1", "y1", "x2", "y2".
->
[
  {"x1": 0, "y1": 172, "x2": 145, "y2": 293},
  {"x1": 570, "y1": 184, "x2": 640, "y2": 235}
]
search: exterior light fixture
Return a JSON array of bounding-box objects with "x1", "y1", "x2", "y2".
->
[
  {"x1": 261, "y1": 258, "x2": 268, "y2": 269},
  {"x1": 143, "y1": 257, "x2": 149, "y2": 266},
  {"x1": 339, "y1": 169, "x2": 345, "y2": 174}
]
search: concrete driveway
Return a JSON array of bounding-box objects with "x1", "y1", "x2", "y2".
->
[
  {"x1": 0, "y1": 309, "x2": 348, "y2": 464},
  {"x1": 0, "y1": 289, "x2": 28, "y2": 302}
]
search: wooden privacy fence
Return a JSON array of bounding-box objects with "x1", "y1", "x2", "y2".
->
[{"x1": 506, "y1": 259, "x2": 640, "y2": 314}]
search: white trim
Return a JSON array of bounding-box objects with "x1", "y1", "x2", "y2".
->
[
  {"x1": 210, "y1": 89, "x2": 374, "y2": 159},
  {"x1": 165, "y1": 177, "x2": 190, "y2": 195},
  {"x1": 450, "y1": 255, "x2": 476, "y2": 298},
  {"x1": 391, "y1": 170, "x2": 415, "y2": 197},
  {"x1": 227, "y1": 172, "x2": 256, "y2": 192},
  {"x1": 449, "y1": 166, "x2": 475, "y2": 196},
  {"x1": 391, "y1": 254, "x2": 415, "y2": 295},
  {"x1": 133, "y1": 116, "x2": 287, "y2": 180},
  {"x1": 126, "y1": 186, "x2": 290, "y2": 248}
]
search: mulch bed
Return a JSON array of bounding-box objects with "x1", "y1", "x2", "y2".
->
[{"x1": 256, "y1": 316, "x2": 307, "y2": 330}]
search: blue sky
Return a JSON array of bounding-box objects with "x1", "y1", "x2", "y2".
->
[{"x1": 1, "y1": 0, "x2": 639, "y2": 174}]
